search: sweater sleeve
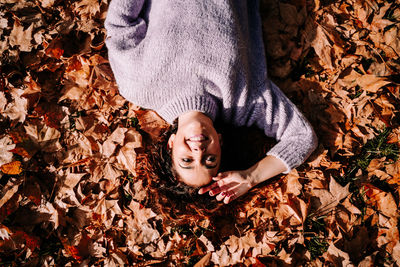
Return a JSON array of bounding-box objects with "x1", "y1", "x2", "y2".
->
[
  {"x1": 250, "y1": 81, "x2": 318, "y2": 173},
  {"x1": 104, "y1": 0, "x2": 147, "y2": 50}
]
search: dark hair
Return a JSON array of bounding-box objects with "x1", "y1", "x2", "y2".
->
[
  {"x1": 146, "y1": 119, "x2": 276, "y2": 222},
  {"x1": 147, "y1": 119, "x2": 223, "y2": 221}
]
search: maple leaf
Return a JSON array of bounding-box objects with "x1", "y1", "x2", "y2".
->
[
  {"x1": 0, "y1": 136, "x2": 15, "y2": 166},
  {"x1": 0, "y1": 225, "x2": 11, "y2": 240},
  {"x1": 9, "y1": 20, "x2": 33, "y2": 52},
  {"x1": 74, "y1": 0, "x2": 101, "y2": 18},
  {"x1": 0, "y1": 91, "x2": 6, "y2": 112},
  {"x1": 311, "y1": 177, "x2": 350, "y2": 214},
  {"x1": 362, "y1": 183, "x2": 398, "y2": 218},
  {"x1": 3, "y1": 88, "x2": 28, "y2": 122},
  {"x1": 101, "y1": 127, "x2": 127, "y2": 157},
  {"x1": 116, "y1": 129, "x2": 142, "y2": 176},
  {"x1": 282, "y1": 169, "x2": 302, "y2": 196},
  {"x1": 135, "y1": 109, "x2": 169, "y2": 140},
  {"x1": 323, "y1": 243, "x2": 353, "y2": 266},
  {"x1": 0, "y1": 0, "x2": 399, "y2": 265},
  {"x1": 24, "y1": 123, "x2": 62, "y2": 153},
  {"x1": 38, "y1": 0, "x2": 56, "y2": 8}
]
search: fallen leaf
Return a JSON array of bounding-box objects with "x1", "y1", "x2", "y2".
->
[
  {"x1": 0, "y1": 161, "x2": 22, "y2": 175},
  {"x1": 9, "y1": 21, "x2": 33, "y2": 52},
  {"x1": 194, "y1": 252, "x2": 212, "y2": 267},
  {"x1": 324, "y1": 243, "x2": 353, "y2": 267},
  {"x1": 4, "y1": 88, "x2": 28, "y2": 122},
  {"x1": 0, "y1": 136, "x2": 15, "y2": 166}
]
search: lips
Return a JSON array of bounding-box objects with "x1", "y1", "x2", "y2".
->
[{"x1": 187, "y1": 134, "x2": 207, "y2": 142}]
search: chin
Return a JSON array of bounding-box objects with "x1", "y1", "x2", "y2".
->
[{"x1": 185, "y1": 177, "x2": 212, "y2": 188}]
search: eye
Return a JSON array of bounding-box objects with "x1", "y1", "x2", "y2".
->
[
  {"x1": 181, "y1": 158, "x2": 192, "y2": 163},
  {"x1": 206, "y1": 155, "x2": 216, "y2": 162}
]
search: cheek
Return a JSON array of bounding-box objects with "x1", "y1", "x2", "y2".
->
[
  {"x1": 171, "y1": 141, "x2": 187, "y2": 159},
  {"x1": 211, "y1": 142, "x2": 222, "y2": 155}
]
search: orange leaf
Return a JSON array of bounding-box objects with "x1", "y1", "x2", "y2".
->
[
  {"x1": 44, "y1": 38, "x2": 64, "y2": 59},
  {"x1": 9, "y1": 130, "x2": 30, "y2": 144},
  {"x1": 65, "y1": 245, "x2": 83, "y2": 262},
  {"x1": 34, "y1": 103, "x2": 64, "y2": 129},
  {"x1": 9, "y1": 147, "x2": 31, "y2": 158},
  {"x1": 0, "y1": 161, "x2": 22, "y2": 175},
  {"x1": 66, "y1": 56, "x2": 83, "y2": 72},
  {"x1": 12, "y1": 230, "x2": 39, "y2": 252}
]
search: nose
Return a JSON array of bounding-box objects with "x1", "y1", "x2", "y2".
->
[{"x1": 187, "y1": 141, "x2": 206, "y2": 152}]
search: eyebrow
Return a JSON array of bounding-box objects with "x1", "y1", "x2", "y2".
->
[{"x1": 178, "y1": 164, "x2": 218, "y2": 170}]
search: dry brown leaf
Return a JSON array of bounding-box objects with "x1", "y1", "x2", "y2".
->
[
  {"x1": 392, "y1": 241, "x2": 400, "y2": 266},
  {"x1": 363, "y1": 183, "x2": 398, "y2": 218},
  {"x1": 39, "y1": 0, "x2": 55, "y2": 8},
  {"x1": 312, "y1": 177, "x2": 350, "y2": 213},
  {"x1": 276, "y1": 196, "x2": 307, "y2": 226},
  {"x1": 74, "y1": 0, "x2": 101, "y2": 18},
  {"x1": 194, "y1": 252, "x2": 212, "y2": 267},
  {"x1": 135, "y1": 109, "x2": 169, "y2": 139},
  {"x1": 384, "y1": 26, "x2": 400, "y2": 56},
  {"x1": 324, "y1": 243, "x2": 353, "y2": 267},
  {"x1": 0, "y1": 178, "x2": 22, "y2": 209},
  {"x1": 116, "y1": 129, "x2": 142, "y2": 175},
  {"x1": 3, "y1": 88, "x2": 28, "y2": 122},
  {"x1": 101, "y1": 127, "x2": 127, "y2": 157},
  {"x1": 311, "y1": 24, "x2": 334, "y2": 70},
  {"x1": 356, "y1": 75, "x2": 391, "y2": 93},
  {"x1": 0, "y1": 136, "x2": 15, "y2": 166},
  {"x1": 0, "y1": 91, "x2": 6, "y2": 112},
  {"x1": 283, "y1": 169, "x2": 302, "y2": 196},
  {"x1": 9, "y1": 21, "x2": 33, "y2": 52}
]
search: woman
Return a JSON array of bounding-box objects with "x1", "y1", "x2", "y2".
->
[{"x1": 105, "y1": 0, "x2": 317, "y2": 204}]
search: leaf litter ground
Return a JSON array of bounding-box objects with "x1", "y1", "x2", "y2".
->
[{"x1": 0, "y1": 0, "x2": 399, "y2": 266}]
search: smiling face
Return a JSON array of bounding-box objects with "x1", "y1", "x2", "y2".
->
[{"x1": 167, "y1": 111, "x2": 222, "y2": 187}]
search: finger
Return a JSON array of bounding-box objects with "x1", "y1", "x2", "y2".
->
[
  {"x1": 213, "y1": 172, "x2": 230, "y2": 181},
  {"x1": 215, "y1": 192, "x2": 226, "y2": 201},
  {"x1": 198, "y1": 181, "x2": 219, "y2": 194},
  {"x1": 224, "y1": 184, "x2": 250, "y2": 203},
  {"x1": 223, "y1": 190, "x2": 238, "y2": 204},
  {"x1": 210, "y1": 181, "x2": 239, "y2": 196}
]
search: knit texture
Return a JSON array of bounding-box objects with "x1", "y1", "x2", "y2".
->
[{"x1": 105, "y1": 0, "x2": 317, "y2": 172}]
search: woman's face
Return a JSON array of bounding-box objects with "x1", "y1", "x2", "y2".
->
[{"x1": 168, "y1": 112, "x2": 221, "y2": 187}]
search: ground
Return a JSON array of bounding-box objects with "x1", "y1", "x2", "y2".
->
[{"x1": 0, "y1": 0, "x2": 399, "y2": 266}]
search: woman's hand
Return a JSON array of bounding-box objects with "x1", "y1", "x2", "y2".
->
[
  {"x1": 198, "y1": 171, "x2": 254, "y2": 204},
  {"x1": 198, "y1": 155, "x2": 288, "y2": 204}
]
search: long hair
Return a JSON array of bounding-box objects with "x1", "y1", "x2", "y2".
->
[
  {"x1": 146, "y1": 119, "x2": 223, "y2": 223},
  {"x1": 145, "y1": 118, "x2": 276, "y2": 224}
]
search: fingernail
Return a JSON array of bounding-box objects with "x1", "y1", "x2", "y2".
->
[
  {"x1": 209, "y1": 191, "x2": 214, "y2": 196},
  {"x1": 221, "y1": 192, "x2": 225, "y2": 196}
]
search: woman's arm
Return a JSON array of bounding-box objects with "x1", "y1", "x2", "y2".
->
[
  {"x1": 200, "y1": 81, "x2": 318, "y2": 204},
  {"x1": 105, "y1": 0, "x2": 147, "y2": 49}
]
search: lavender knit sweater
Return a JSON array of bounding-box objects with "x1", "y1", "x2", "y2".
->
[{"x1": 105, "y1": 0, "x2": 317, "y2": 172}]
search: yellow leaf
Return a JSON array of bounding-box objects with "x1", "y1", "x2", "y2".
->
[{"x1": 0, "y1": 161, "x2": 22, "y2": 175}]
